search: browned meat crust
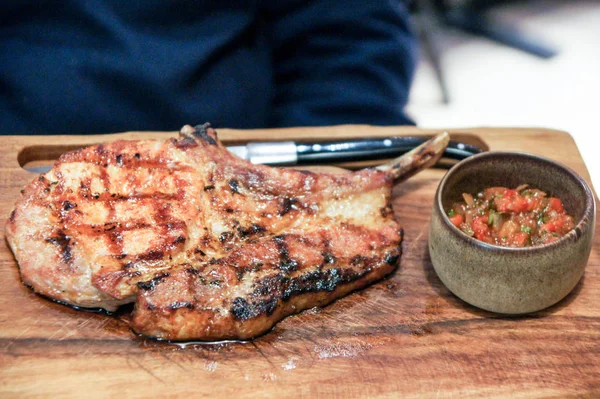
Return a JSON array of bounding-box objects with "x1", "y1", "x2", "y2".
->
[{"x1": 6, "y1": 124, "x2": 448, "y2": 341}]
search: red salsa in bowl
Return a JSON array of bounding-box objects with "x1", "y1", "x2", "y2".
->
[{"x1": 447, "y1": 184, "x2": 575, "y2": 247}]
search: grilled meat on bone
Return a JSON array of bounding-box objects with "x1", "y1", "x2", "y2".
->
[{"x1": 6, "y1": 124, "x2": 449, "y2": 341}]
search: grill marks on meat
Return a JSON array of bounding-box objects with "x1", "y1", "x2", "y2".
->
[{"x1": 6, "y1": 124, "x2": 449, "y2": 341}]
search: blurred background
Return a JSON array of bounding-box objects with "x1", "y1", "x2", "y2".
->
[{"x1": 406, "y1": 0, "x2": 599, "y2": 190}]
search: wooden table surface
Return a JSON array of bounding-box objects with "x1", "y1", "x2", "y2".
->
[{"x1": 0, "y1": 126, "x2": 598, "y2": 398}]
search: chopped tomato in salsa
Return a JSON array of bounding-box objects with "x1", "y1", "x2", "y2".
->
[{"x1": 447, "y1": 185, "x2": 575, "y2": 247}]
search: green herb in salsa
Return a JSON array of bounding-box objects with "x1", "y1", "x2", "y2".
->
[{"x1": 447, "y1": 185, "x2": 575, "y2": 247}]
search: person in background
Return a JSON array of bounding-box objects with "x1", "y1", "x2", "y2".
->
[{"x1": 0, "y1": 1, "x2": 417, "y2": 134}]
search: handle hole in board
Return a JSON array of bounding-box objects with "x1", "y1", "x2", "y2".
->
[
  {"x1": 16, "y1": 133, "x2": 490, "y2": 172},
  {"x1": 18, "y1": 144, "x2": 98, "y2": 173}
]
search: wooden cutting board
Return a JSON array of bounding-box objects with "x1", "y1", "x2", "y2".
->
[{"x1": 1, "y1": 126, "x2": 598, "y2": 398}]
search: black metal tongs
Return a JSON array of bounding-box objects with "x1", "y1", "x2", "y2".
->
[{"x1": 227, "y1": 136, "x2": 483, "y2": 165}]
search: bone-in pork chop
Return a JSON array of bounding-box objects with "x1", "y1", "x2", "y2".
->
[{"x1": 6, "y1": 124, "x2": 448, "y2": 341}]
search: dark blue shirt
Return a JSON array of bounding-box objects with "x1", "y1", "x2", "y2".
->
[{"x1": 0, "y1": 1, "x2": 416, "y2": 134}]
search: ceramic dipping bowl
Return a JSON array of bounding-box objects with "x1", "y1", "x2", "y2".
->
[{"x1": 429, "y1": 151, "x2": 596, "y2": 314}]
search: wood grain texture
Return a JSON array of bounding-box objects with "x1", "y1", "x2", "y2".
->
[{"x1": 0, "y1": 126, "x2": 598, "y2": 398}]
